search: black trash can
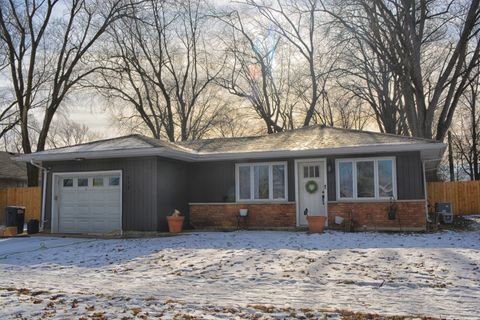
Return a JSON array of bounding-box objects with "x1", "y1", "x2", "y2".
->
[
  {"x1": 27, "y1": 219, "x2": 40, "y2": 234},
  {"x1": 5, "y1": 206, "x2": 26, "y2": 234},
  {"x1": 5, "y1": 207, "x2": 17, "y2": 227}
]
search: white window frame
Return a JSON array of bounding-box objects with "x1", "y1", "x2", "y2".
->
[
  {"x1": 235, "y1": 161, "x2": 288, "y2": 202},
  {"x1": 336, "y1": 157, "x2": 397, "y2": 201}
]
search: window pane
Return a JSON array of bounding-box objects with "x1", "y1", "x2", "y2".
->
[
  {"x1": 309, "y1": 166, "x2": 314, "y2": 178},
  {"x1": 78, "y1": 178, "x2": 88, "y2": 187},
  {"x1": 357, "y1": 161, "x2": 374, "y2": 198},
  {"x1": 254, "y1": 165, "x2": 269, "y2": 199},
  {"x1": 272, "y1": 165, "x2": 285, "y2": 199},
  {"x1": 109, "y1": 177, "x2": 120, "y2": 186},
  {"x1": 63, "y1": 178, "x2": 73, "y2": 187},
  {"x1": 93, "y1": 177, "x2": 104, "y2": 187},
  {"x1": 339, "y1": 162, "x2": 353, "y2": 198},
  {"x1": 378, "y1": 160, "x2": 394, "y2": 197},
  {"x1": 303, "y1": 166, "x2": 308, "y2": 178},
  {"x1": 314, "y1": 166, "x2": 320, "y2": 178},
  {"x1": 239, "y1": 166, "x2": 251, "y2": 200}
]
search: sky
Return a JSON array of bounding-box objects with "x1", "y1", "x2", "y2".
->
[
  {"x1": 67, "y1": 92, "x2": 116, "y2": 138},
  {"x1": 70, "y1": 108, "x2": 113, "y2": 137},
  {"x1": 61, "y1": 92, "x2": 117, "y2": 138}
]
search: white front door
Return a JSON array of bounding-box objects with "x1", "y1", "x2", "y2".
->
[{"x1": 297, "y1": 161, "x2": 327, "y2": 226}]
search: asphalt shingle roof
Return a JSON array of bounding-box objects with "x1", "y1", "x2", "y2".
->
[
  {"x1": 29, "y1": 135, "x2": 190, "y2": 156},
  {"x1": 176, "y1": 125, "x2": 440, "y2": 153},
  {"x1": 15, "y1": 125, "x2": 444, "y2": 162},
  {"x1": 0, "y1": 151, "x2": 27, "y2": 181}
]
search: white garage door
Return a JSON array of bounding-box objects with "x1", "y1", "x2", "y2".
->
[{"x1": 56, "y1": 173, "x2": 122, "y2": 234}]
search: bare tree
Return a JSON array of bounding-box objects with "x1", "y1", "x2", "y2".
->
[
  {"x1": 47, "y1": 115, "x2": 103, "y2": 149},
  {"x1": 335, "y1": 32, "x2": 408, "y2": 134},
  {"x1": 323, "y1": 0, "x2": 480, "y2": 140},
  {"x1": 1, "y1": 114, "x2": 101, "y2": 152},
  {"x1": 208, "y1": 98, "x2": 258, "y2": 138},
  {"x1": 451, "y1": 68, "x2": 480, "y2": 180},
  {"x1": 96, "y1": 0, "x2": 225, "y2": 141},
  {"x1": 0, "y1": 0, "x2": 135, "y2": 185},
  {"x1": 245, "y1": 0, "x2": 338, "y2": 127},
  {"x1": 216, "y1": 10, "x2": 300, "y2": 133},
  {"x1": 323, "y1": 88, "x2": 371, "y2": 130}
]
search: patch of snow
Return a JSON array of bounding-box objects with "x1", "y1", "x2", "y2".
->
[{"x1": 1, "y1": 230, "x2": 479, "y2": 319}]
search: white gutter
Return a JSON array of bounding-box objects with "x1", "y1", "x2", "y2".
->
[
  {"x1": 29, "y1": 160, "x2": 48, "y2": 231},
  {"x1": 422, "y1": 160, "x2": 430, "y2": 223},
  {"x1": 14, "y1": 142, "x2": 447, "y2": 163}
]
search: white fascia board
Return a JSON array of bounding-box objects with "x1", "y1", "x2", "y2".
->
[
  {"x1": 13, "y1": 147, "x2": 196, "y2": 162},
  {"x1": 192, "y1": 142, "x2": 447, "y2": 161},
  {"x1": 14, "y1": 142, "x2": 446, "y2": 163}
]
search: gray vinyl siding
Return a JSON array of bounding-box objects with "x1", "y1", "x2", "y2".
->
[
  {"x1": 157, "y1": 158, "x2": 188, "y2": 231},
  {"x1": 44, "y1": 157, "x2": 159, "y2": 232},
  {"x1": 187, "y1": 159, "x2": 296, "y2": 203},
  {"x1": 188, "y1": 151, "x2": 424, "y2": 203},
  {"x1": 396, "y1": 152, "x2": 425, "y2": 200},
  {"x1": 326, "y1": 157, "x2": 336, "y2": 202},
  {"x1": 187, "y1": 162, "x2": 236, "y2": 203}
]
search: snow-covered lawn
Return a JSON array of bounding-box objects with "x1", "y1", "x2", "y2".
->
[{"x1": 1, "y1": 230, "x2": 479, "y2": 319}]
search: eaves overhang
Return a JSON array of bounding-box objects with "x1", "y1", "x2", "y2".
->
[{"x1": 14, "y1": 142, "x2": 447, "y2": 163}]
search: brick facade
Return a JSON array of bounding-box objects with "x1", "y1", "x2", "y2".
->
[
  {"x1": 189, "y1": 203, "x2": 296, "y2": 229},
  {"x1": 189, "y1": 200, "x2": 426, "y2": 231},
  {"x1": 327, "y1": 200, "x2": 426, "y2": 231}
]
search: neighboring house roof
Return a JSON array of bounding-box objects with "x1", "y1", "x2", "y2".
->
[
  {"x1": 15, "y1": 125, "x2": 446, "y2": 163},
  {"x1": 0, "y1": 151, "x2": 27, "y2": 181}
]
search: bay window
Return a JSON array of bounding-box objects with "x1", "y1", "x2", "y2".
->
[
  {"x1": 336, "y1": 158, "x2": 396, "y2": 200},
  {"x1": 236, "y1": 162, "x2": 288, "y2": 201}
]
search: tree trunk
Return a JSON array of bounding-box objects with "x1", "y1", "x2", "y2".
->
[
  {"x1": 472, "y1": 95, "x2": 479, "y2": 180},
  {"x1": 448, "y1": 131, "x2": 455, "y2": 181},
  {"x1": 26, "y1": 163, "x2": 40, "y2": 187}
]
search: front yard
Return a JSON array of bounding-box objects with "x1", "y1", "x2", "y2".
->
[{"x1": 1, "y1": 230, "x2": 479, "y2": 319}]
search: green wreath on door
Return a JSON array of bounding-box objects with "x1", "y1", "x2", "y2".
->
[{"x1": 305, "y1": 180, "x2": 318, "y2": 194}]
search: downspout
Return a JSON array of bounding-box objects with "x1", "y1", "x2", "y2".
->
[
  {"x1": 422, "y1": 160, "x2": 430, "y2": 223},
  {"x1": 422, "y1": 158, "x2": 445, "y2": 224},
  {"x1": 29, "y1": 160, "x2": 49, "y2": 231}
]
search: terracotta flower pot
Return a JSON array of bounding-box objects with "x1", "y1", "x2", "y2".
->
[
  {"x1": 307, "y1": 216, "x2": 327, "y2": 233},
  {"x1": 166, "y1": 216, "x2": 184, "y2": 233}
]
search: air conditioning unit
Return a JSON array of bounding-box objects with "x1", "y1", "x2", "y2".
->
[{"x1": 435, "y1": 203, "x2": 453, "y2": 224}]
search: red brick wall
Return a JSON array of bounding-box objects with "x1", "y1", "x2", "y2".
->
[
  {"x1": 190, "y1": 201, "x2": 426, "y2": 231},
  {"x1": 327, "y1": 201, "x2": 426, "y2": 231},
  {"x1": 190, "y1": 203, "x2": 296, "y2": 229}
]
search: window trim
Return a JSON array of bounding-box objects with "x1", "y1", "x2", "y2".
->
[
  {"x1": 335, "y1": 157, "x2": 397, "y2": 201},
  {"x1": 235, "y1": 161, "x2": 288, "y2": 202}
]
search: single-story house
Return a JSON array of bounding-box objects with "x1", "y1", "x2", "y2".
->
[
  {"x1": 15, "y1": 125, "x2": 446, "y2": 234},
  {"x1": 0, "y1": 151, "x2": 28, "y2": 188}
]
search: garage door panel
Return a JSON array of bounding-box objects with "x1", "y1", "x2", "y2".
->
[
  {"x1": 57, "y1": 173, "x2": 121, "y2": 234},
  {"x1": 91, "y1": 208, "x2": 118, "y2": 216}
]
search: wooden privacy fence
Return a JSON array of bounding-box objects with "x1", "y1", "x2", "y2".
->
[
  {"x1": 0, "y1": 187, "x2": 41, "y2": 225},
  {"x1": 428, "y1": 181, "x2": 480, "y2": 215}
]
